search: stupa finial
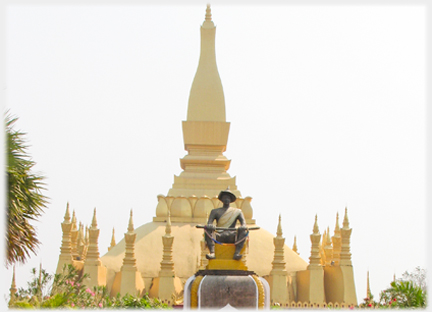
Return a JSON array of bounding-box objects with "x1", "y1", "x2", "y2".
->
[
  {"x1": 187, "y1": 3, "x2": 223, "y2": 122},
  {"x1": 205, "y1": 4, "x2": 212, "y2": 22}
]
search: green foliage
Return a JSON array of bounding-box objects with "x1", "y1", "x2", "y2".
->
[
  {"x1": 6, "y1": 112, "x2": 48, "y2": 267},
  {"x1": 379, "y1": 280, "x2": 427, "y2": 308},
  {"x1": 359, "y1": 267, "x2": 427, "y2": 309},
  {"x1": 9, "y1": 265, "x2": 170, "y2": 309},
  {"x1": 105, "y1": 293, "x2": 168, "y2": 309}
]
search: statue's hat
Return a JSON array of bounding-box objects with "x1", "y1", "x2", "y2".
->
[{"x1": 218, "y1": 188, "x2": 237, "y2": 203}]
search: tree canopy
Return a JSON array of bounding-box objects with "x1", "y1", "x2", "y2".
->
[{"x1": 6, "y1": 113, "x2": 48, "y2": 267}]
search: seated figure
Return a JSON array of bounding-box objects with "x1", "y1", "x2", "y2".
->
[{"x1": 204, "y1": 189, "x2": 247, "y2": 260}]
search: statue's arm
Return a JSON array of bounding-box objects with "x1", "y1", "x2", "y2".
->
[
  {"x1": 237, "y1": 211, "x2": 247, "y2": 227},
  {"x1": 206, "y1": 210, "x2": 217, "y2": 230},
  {"x1": 207, "y1": 210, "x2": 216, "y2": 225}
]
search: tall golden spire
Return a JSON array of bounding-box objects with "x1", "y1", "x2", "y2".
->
[
  {"x1": 85, "y1": 208, "x2": 102, "y2": 265},
  {"x1": 308, "y1": 215, "x2": 322, "y2": 269},
  {"x1": 111, "y1": 209, "x2": 144, "y2": 297},
  {"x1": 70, "y1": 210, "x2": 79, "y2": 260},
  {"x1": 271, "y1": 214, "x2": 286, "y2": 272},
  {"x1": 332, "y1": 212, "x2": 342, "y2": 266},
  {"x1": 56, "y1": 202, "x2": 73, "y2": 274},
  {"x1": 320, "y1": 228, "x2": 326, "y2": 266},
  {"x1": 122, "y1": 210, "x2": 137, "y2": 269},
  {"x1": 160, "y1": 211, "x2": 175, "y2": 276},
  {"x1": 77, "y1": 222, "x2": 85, "y2": 259},
  {"x1": 340, "y1": 207, "x2": 352, "y2": 266},
  {"x1": 83, "y1": 208, "x2": 107, "y2": 289},
  {"x1": 187, "y1": 4, "x2": 225, "y2": 122},
  {"x1": 366, "y1": 270, "x2": 371, "y2": 300},
  {"x1": 168, "y1": 4, "x2": 240, "y2": 208},
  {"x1": 269, "y1": 214, "x2": 290, "y2": 304},
  {"x1": 324, "y1": 226, "x2": 333, "y2": 266}
]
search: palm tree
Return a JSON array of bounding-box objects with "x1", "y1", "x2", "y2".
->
[{"x1": 6, "y1": 113, "x2": 48, "y2": 267}]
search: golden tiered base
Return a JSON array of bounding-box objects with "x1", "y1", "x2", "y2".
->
[{"x1": 206, "y1": 244, "x2": 248, "y2": 270}]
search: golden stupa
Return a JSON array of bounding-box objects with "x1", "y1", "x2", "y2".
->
[
  {"x1": 54, "y1": 6, "x2": 357, "y2": 308},
  {"x1": 101, "y1": 2, "x2": 307, "y2": 292}
]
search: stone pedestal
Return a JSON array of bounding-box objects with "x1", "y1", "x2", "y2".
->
[{"x1": 184, "y1": 244, "x2": 269, "y2": 309}]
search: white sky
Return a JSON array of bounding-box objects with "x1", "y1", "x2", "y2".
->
[{"x1": 1, "y1": 2, "x2": 428, "y2": 306}]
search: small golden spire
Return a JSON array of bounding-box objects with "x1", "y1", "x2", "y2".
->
[
  {"x1": 78, "y1": 222, "x2": 83, "y2": 240},
  {"x1": 308, "y1": 215, "x2": 321, "y2": 268},
  {"x1": 38, "y1": 262, "x2": 42, "y2": 289},
  {"x1": 313, "y1": 214, "x2": 319, "y2": 234},
  {"x1": 367, "y1": 270, "x2": 371, "y2": 299},
  {"x1": 340, "y1": 207, "x2": 353, "y2": 266},
  {"x1": 276, "y1": 214, "x2": 283, "y2": 237},
  {"x1": 71, "y1": 210, "x2": 77, "y2": 231},
  {"x1": 108, "y1": 227, "x2": 116, "y2": 251},
  {"x1": 322, "y1": 228, "x2": 327, "y2": 246},
  {"x1": 335, "y1": 212, "x2": 340, "y2": 233},
  {"x1": 91, "y1": 208, "x2": 97, "y2": 229},
  {"x1": 11, "y1": 265, "x2": 17, "y2": 290},
  {"x1": 9, "y1": 265, "x2": 17, "y2": 304},
  {"x1": 326, "y1": 227, "x2": 332, "y2": 246},
  {"x1": 72, "y1": 209, "x2": 76, "y2": 224},
  {"x1": 128, "y1": 210, "x2": 134, "y2": 233},
  {"x1": 343, "y1": 207, "x2": 350, "y2": 229},
  {"x1": 64, "y1": 202, "x2": 71, "y2": 222},
  {"x1": 292, "y1": 235, "x2": 299, "y2": 255}
]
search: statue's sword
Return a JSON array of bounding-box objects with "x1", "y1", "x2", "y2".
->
[{"x1": 195, "y1": 225, "x2": 260, "y2": 231}]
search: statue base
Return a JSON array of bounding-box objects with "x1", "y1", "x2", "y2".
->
[{"x1": 184, "y1": 244, "x2": 270, "y2": 309}]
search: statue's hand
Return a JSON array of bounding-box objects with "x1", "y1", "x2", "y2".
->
[
  {"x1": 238, "y1": 225, "x2": 247, "y2": 232},
  {"x1": 205, "y1": 224, "x2": 216, "y2": 231}
]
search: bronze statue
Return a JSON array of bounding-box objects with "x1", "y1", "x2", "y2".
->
[{"x1": 204, "y1": 189, "x2": 248, "y2": 260}]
